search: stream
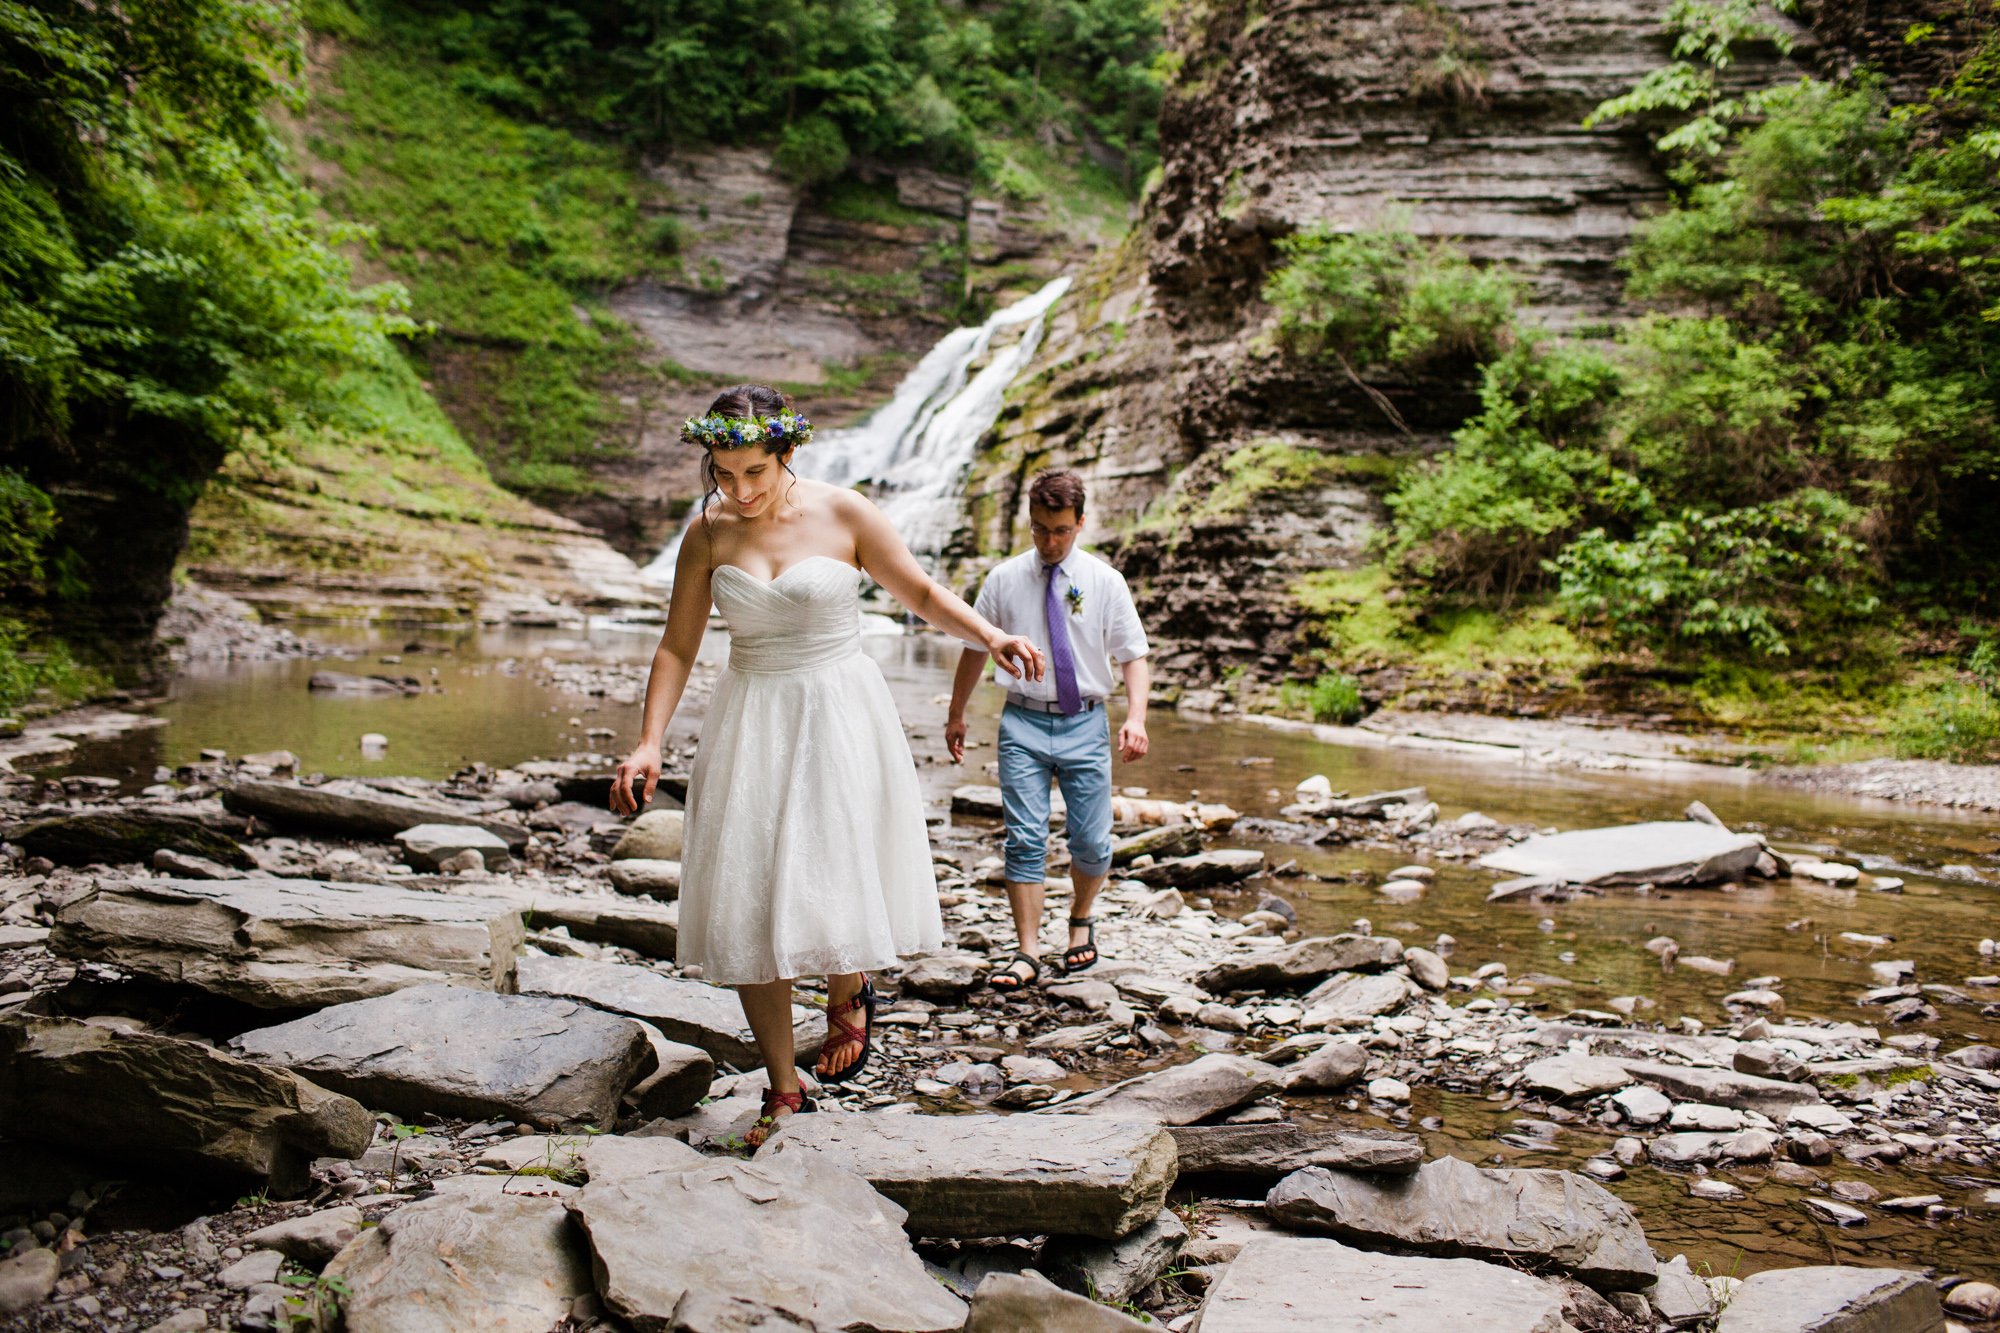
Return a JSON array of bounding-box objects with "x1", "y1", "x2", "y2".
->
[{"x1": 31, "y1": 621, "x2": 2000, "y2": 1282}]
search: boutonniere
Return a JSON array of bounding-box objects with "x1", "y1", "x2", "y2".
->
[{"x1": 1064, "y1": 584, "x2": 1084, "y2": 616}]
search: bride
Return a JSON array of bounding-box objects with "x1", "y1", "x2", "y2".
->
[{"x1": 610, "y1": 384, "x2": 1043, "y2": 1147}]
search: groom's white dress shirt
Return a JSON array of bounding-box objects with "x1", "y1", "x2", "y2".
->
[{"x1": 961, "y1": 545, "x2": 1149, "y2": 703}]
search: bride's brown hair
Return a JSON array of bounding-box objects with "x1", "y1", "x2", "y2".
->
[{"x1": 695, "y1": 384, "x2": 798, "y2": 527}]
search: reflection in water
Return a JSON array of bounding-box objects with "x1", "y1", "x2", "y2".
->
[{"x1": 32, "y1": 625, "x2": 2000, "y2": 1278}]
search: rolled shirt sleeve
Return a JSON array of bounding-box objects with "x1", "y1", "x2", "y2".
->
[{"x1": 1105, "y1": 570, "x2": 1149, "y2": 664}]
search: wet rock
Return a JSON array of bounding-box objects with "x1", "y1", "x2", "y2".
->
[
  {"x1": 1403, "y1": 946, "x2": 1449, "y2": 991},
  {"x1": 1197, "y1": 1234, "x2": 1575, "y2": 1332},
  {"x1": 518, "y1": 954, "x2": 821, "y2": 1071},
  {"x1": 571, "y1": 1149, "x2": 966, "y2": 1331},
  {"x1": 1302, "y1": 971, "x2": 1415, "y2": 1027},
  {"x1": 1670, "y1": 1104, "x2": 1745, "y2": 1132},
  {"x1": 1720, "y1": 1128, "x2": 1780, "y2": 1162},
  {"x1": 1130, "y1": 849, "x2": 1265, "y2": 888},
  {"x1": 1168, "y1": 1123, "x2": 1421, "y2": 1178},
  {"x1": 1646, "y1": 1133, "x2": 1726, "y2": 1168},
  {"x1": 1111, "y1": 823, "x2": 1202, "y2": 865},
  {"x1": 1266, "y1": 1155, "x2": 1657, "y2": 1291},
  {"x1": 1282, "y1": 1038, "x2": 1369, "y2": 1092},
  {"x1": 1689, "y1": 1179, "x2": 1743, "y2": 1201},
  {"x1": 962, "y1": 1271, "x2": 1152, "y2": 1332},
  {"x1": 0, "y1": 1247, "x2": 58, "y2": 1317},
  {"x1": 764, "y1": 1111, "x2": 1175, "y2": 1240},
  {"x1": 232, "y1": 984, "x2": 653, "y2": 1128},
  {"x1": 244, "y1": 1206, "x2": 365, "y2": 1267},
  {"x1": 1480, "y1": 821, "x2": 1765, "y2": 887},
  {"x1": 1313, "y1": 787, "x2": 1429, "y2": 819},
  {"x1": 1610, "y1": 1086, "x2": 1672, "y2": 1126},
  {"x1": 1945, "y1": 1282, "x2": 2000, "y2": 1321},
  {"x1": 900, "y1": 954, "x2": 985, "y2": 1000},
  {"x1": 1054, "y1": 1052, "x2": 1280, "y2": 1126},
  {"x1": 1946, "y1": 1043, "x2": 2000, "y2": 1071},
  {"x1": 395, "y1": 823, "x2": 512, "y2": 871},
  {"x1": 1792, "y1": 859, "x2": 1862, "y2": 885},
  {"x1": 224, "y1": 778, "x2": 527, "y2": 848},
  {"x1": 1615, "y1": 1059, "x2": 1823, "y2": 1116},
  {"x1": 1042, "y1": 1208, "x2": 1186, "y2": 1303},
  {"x1": 5, "y1": 810, "x2": 255, "y2": 869},
  {"x1": 611, "y1": 808, "x2": 684, "y2": 862},
  {"x1": 1803, "y1": 1199, "x2": 1869, "y2": 1226},
  {"x1": 51, "y1": 877, "x2": 524, "y2": 1008},
  {"x1": 0, "y1": 1014, "x2": 370, "y2": 1195},
  {"x1": 1712, "y1": 1264, "x2": 1943, "y2": 1332},
  {"x1": 1367, "y1": 1076, "x2": 1411, "y2": 1102},
  {"x1": 607, "y1": 859, "x2": 681, "y2": 899},
  {"x1": 309, "y1": 670, "x2": 414, "y2": 694},
  {"x1": 324, "y1": 1182, "x2": 592, "y2": 1333},
  {"x1": 1197, "y1": 933, "x2": 1402, "y2": 992},
  {"x1": 1519, "y1": 1054, "x2": 1632, "y2": 1100}
]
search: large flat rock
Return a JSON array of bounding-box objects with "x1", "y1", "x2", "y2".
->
[
  {"x1": 224, "y1": 778, "x2": 528, "y2": 848},
  {"x1": 1301, "y1": 971, "x2": 1415, "y2": 1027},
  {"x1": 1713, "y1": 1264, "x2": 1944, "y2": 1332},
  {"x1": 50, "y1": 877, "x2": 523, "y2": 1008},
  {"x1": 1052, "y1": 1052, "x2": 1281, "y2": 1126},
  {"x1": 232, "y1": 985, "x2": 653, "y2": 1128},
  {"x1": 1617, "y1": 1059, "x2": 1822, "y2": 1116},
  {"x1": 1130, "y1": 850, "x2": 1266, "y2": 888},
  {"x1": 1479, "y1": 821, "x2": 1764, "y2": 887},
  {"x1": 1196, "y1": 934, "x2": 1403, "y2": 993},
  {"x1": 1519, "y1": 1054, "x2": 1634, "y2": 1100},
  {"x1": 0, "y1": 1015, "x2": 370, "y2": 1195},
  {"x1": 1168, "y1": 1123, "x2": 1422, "y2": 1178},
  {"x1": 4, "y1": 810, "x2": 255, "y2": 869},
  {"x1": 323, "y1": 1185, "x2": 592, "y2": 1333},
  {"x1": 569, "y1": 1149, "x2": 966, "y2": 1331},
  {"x1": 1195, "y1": 1235, "x2": 1576, "y2": 1332},
  {"x1": 965, "y1": 1271, "x2": 1152, "y2": 1332},
  {"x1": 517, "y1": 954, "x2": 820, "y2": 1070},
  {"x1": 1266, "y1": 1155, "x2": 1656, "y2": 1292},
  {"x1": 764, "y1": 1111, "x2": 1177, "y2": 1240}
]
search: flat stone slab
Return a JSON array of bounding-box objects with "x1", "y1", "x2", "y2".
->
[
  {"x1": 606, "y1": 859, "x2": 680, "y2": 900},
  {"x1": 50, "y1": 878, "x2": 524, "y2": 1009},
  {"x1": 1053, "y1": 1052, "x2": 1280, "y2": 1126},
  {"x1": 1266, "y1": 1155, "x2": 1657, "y2": 1291},
  {"x1": 1130, "y1": 850, "x2": 1266, "y2": 888},
  {"x1": 518, "y1": 954, "x2": 819, "y2": 1071},
  {"x1": 1168, "y1": 1123, "x2": 1422, "y2": 1178},
  {"x1": 0, "y1": 1015, "x2": 370, "y2": 1195},
  {"x1": 1041, "y1": 1208, "x2": 1187, "y2": 1304},
  {"x1": 395, "y1": 824, "x2": 511, "y2": 871},
  {"x1": 569, "y1": 1149, "x2": 966, "y2": 1331},
  {"x1": 1195, "y1": 1235, "x2": 1574, "y2": 1332},
  {"x1": 1480, "y1": 821, "x2": 1764, "y2": 887},
  {"x1": 964, "y1": 1271, "x2": 1152, "y2": 1332},
  {"x1": 224, "y1": 778, "x2": 527, "y2": 849},
  {"x1": 324, "y1": 1184, "x2": 592, "y2": 1333},
  {"x1": 1714, "y1": 1264, "x2": 1944, "y2": 1332},
  {"x1": 1520, "y1": 1054, "x2": 1634, "y2": 1100},
  {"x1": 1111, "y1": 823, "x2": 1203, "y2": 866},
  {"x1": 4, "y1": 810, "x2": 255, "y2": 869},
  {"x1": 1197, "y1": 934, "x2": 1403, "y2": 993},
  {"x1": 764, "y1": 1111, "x2": 1176, "y2": 1240},
  {"x1": 1617, "y1": 1059, "x2": 1822, "y2": 1116},
  {"x1": 232, "y1": 985, "x2": 652, "y2": 1128},
  {"x1": 1302, "y1": 971, "x2": 1415, "y2": 1027}
]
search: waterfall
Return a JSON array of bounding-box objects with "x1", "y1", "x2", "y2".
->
[{"x1": 641, "y1": 275, "x2": 1070, "y2": 584}]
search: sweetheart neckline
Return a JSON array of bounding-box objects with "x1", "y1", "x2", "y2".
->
[{"x1": 712, "y1": 553, "x2": 858, "y2": 586}]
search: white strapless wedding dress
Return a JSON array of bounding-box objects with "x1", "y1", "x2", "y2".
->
[{"x1": 675, "y1": 555, "x2": 942, "y2": 985}]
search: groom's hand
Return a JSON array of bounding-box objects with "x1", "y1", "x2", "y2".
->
[
  {"x1": 945, "y1": 714, "x2": 968, "y2": 763},
  {"x1": 1117, "y1": 719, "x2": 1150, "y2": 763}
]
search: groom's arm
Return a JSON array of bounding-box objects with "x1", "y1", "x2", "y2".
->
[{"x1": 945, "y1": 648, "x2": 987, "y2": 763}]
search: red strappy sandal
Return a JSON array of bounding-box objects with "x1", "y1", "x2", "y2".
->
[
  {"x1": 815, "y1": 979, "x2": 876, "y2": 1084},
  {"x1": 745, "y1": 1085, "x2": 815, "y2": 1150}
]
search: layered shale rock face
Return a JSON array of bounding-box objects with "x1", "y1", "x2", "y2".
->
[{"x1": 964, "y1": 0, "x2": 1808, "y2": 690}]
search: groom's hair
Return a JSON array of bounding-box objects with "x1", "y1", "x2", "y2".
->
[{"x1": 1028, "y1": 468, "x2": 1086, "y2": 517}]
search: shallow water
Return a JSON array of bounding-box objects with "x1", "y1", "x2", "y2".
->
[{"x1": 33, "y1": 623, "x2": 2000, "y2": 1282}]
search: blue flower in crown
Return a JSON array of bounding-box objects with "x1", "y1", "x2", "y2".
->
[{"x1": 679, "y1": 410, "x2": 815, "y2": 450}]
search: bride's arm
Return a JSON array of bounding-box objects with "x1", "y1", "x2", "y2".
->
[
  {"x1": 847, "y1": 492, "x2": 1044, "y2": 683},
  {"x1": 612, "y1": 527, "x2": 714, "y2": 813}
]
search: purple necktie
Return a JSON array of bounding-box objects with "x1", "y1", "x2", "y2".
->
[{"x1": 1045, "y1": 564, "x2": 1083, "y2": 715}]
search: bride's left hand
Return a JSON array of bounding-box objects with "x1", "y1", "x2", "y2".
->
[{"x1": 990, "y1": 633, "x2": 1044, "y2": 682}]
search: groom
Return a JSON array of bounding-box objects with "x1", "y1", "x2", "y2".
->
[{"x1": 945, "y1": 468, "x2": 1151, "y2": 988}]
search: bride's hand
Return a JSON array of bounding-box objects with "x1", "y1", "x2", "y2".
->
[
  {"x1": 611, "y1": 743, "x2": 662, "y2": 815},
  {"x1": 989, "y1": 633, "x2": 1044, "y2": 682}
]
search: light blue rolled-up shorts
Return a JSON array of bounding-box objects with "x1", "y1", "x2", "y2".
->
[{"x1": 998, "y1": 702, "x2": 1114, "y2": 885}]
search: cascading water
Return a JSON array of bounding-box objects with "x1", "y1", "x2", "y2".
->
[{"x1": 641, "y1": 275, "x2": 1070, "y2": 584}]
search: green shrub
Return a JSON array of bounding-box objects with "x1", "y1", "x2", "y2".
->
[
  {"x1": 774, "y1": 116, "x2": 851, "y2": 186},
  {"x1": 0, "y1": 619, "x2": 111, "y2": 718},
  {"x1": 1891, "y1": 685, "x2": 2000, "y2": 762},
  {"x1": 1306, "y1": 672, "x2": 1367, "y2": 724}
]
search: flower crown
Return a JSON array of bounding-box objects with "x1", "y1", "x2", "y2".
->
[{"x1": 679, "y1": 411, "x2": 814, "y2": 450}]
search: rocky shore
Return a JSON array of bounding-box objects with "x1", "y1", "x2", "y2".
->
[{"x1": 2, "y1": 728, "x2": 1997, "y2": 1332}]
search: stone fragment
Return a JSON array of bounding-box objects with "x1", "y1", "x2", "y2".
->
[
  {"x1": 611, "y1": 808, "x2": 684, "y2": 862},
  {"x1": 1130, "y1": 849, "x2": 1265, "y2": 888},
  {"x1": 309, "y1": 670, "x2": 412, "y2": 694},
  {"x1": 232, "y1": 985, "x2": 652, "y2": 1128},
  {"x1": 1480, "y1": 821, "x2": 1765, "y2": 886},
  {"x1": 395, "y1": 823, "x2": 512, "y2": 871},
  {"x1": 607, "y1": 859, "x2": 681, "y2": 899},
  {"x1": 900, "y1": 954, "x2": 984, "y2": 1000},
  {"x1": 1735, "y1": 1041, "x2": 1808, "y2": 1081},
  {"x1": 518, "y1": 954, "x2": 820, "y2": 1070},
  {"x1": 4, "y1": 810, "x2": 255, "y2": 869},
  {"x1": 1611, "y1": 1085, "x2": 1673, "y2": 1126},
  {"x1": 1803, "y1": 1199, "x2": 1868, "y2": 1226},
  {"x1": 1266, "y1": 1155, "x2": 1657, "y2": 1291},
  {"x1": 324, "y1": 1183, "x2": 592, "y2": 1333},
  {"x1": 1519, "y1": 1054, "x2": 1633, "y2": 1100},
  {"x1": 1367, "y1": 1076, "x2": 1411, "y2": 1102},
  {"x1": 1713, "y1": 1265, "x2": 1943, "y2": 1332},
  {"x1": 224, "y1": 778, "x2": 526, "y2": 848},
  {"x1": 518, "y1": 893, "x2": 679, "y2": 958},
  {"x1": 0, "y1": 1015, "x2": 370, "y2": 1195},
  {"x1": 1167, "y1": 1123, "x2": 1421, "y2": 1178},
  {"x1": 244, "y1": 1206, "x2": 366, "y2": 1267},
  {"x1": 1316, "y1": 787, "x2": 1428, "y2": 819},
  {"x1": 1111, "y1": 823, "x2": 1203, "y2": 865},
  {"x1": 1616, "y1": 1059, "x2": 1823, "y2": 1116},
  {"x1": 1197, "y1": 933, "x2": 1402, "y2": 992},
  {"x1": 570, "y1": 1149, "x2": 965, "y2": 1331},
  {"x1": 623, "y1": 1024, "x2": 715, "y2": 1120},
  {"x1": 51, "y1": 877, "x2": 523, "y2": 1008},
  {"x1": 1403, "y1": 945, "x2": 1449, "y2": 991},
  {"x1": 1646, "y1": 1133, "x2": 1726, "y2": 1168},
  {"x1": 0, "y1": 1247, "x2": 58, "y2": 1317},
  {"x1": 764, "y1": 1112, "x2": 1175, "y2": 1240},
  {"x1": 218, "y1": 1250, "x2": 285, "y2": 1290},
  {"x1": 1196, "y1": 1234, "x2": 1575, "y2": 1332},
  {"x1": 1301, "y1": 971, "x2": 1414, "y2": 1027},
  {"x1": 1945, "y1": 1282, "x2": 2000, "y2": 1321},
  {"x1": 151, "y1": 848, "x2": 246, "y2": 880},
  {"x1": 1282, "y1": 1038, "x2": 1368, "y2": 1092},
  {"x1": 1670, "y1": 1104, "x2": 1745, "y2": 1132},
  {"x1": 1054, "y1": 1052, "x2": 1279, "y2": 1126},
  {"x1": 963, "y1": 1271, "x2": 1151, "y2": 1332},
  {"x1": 1042, "y1": 1208, "x2": 1186, "y2": 1303},
  {"x1": 1644, "y1": 1254, "x2": 1717, "y2": 1327}
]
